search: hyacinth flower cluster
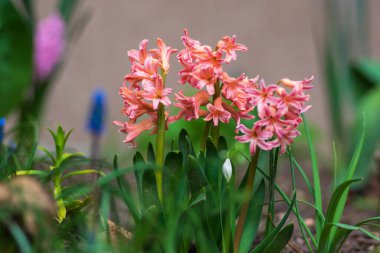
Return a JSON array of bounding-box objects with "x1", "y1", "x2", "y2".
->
[
  {"x1": 34, "y1": 12, "x2": 66, "y2": 81},
  {"x1": 115, "y1": 30, "x2": 313, "y2": 200},
  {"x1": 113, "y1": 39, "x2": 177, "y2": 146},
  {"x1": 173, "y1": 29, "x2": 313, "y2": 154}
]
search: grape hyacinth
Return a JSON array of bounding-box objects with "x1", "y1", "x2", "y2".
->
[{"x1": 34, "y1": 13, "x2": 65, "y2": 81}]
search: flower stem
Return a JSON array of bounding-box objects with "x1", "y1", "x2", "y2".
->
[
  {"x1": 210, "y1": 79, "x2": 221, "y2": 146},
  {"x1": 156, "y1": 102, "x2": 165, "y2": 202},
  {"x1": 233, "y1": 149, "x2": 260, "y2": 253}
]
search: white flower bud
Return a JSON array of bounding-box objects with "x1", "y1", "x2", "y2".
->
[{"x1": 222, "y1": 158, "x2": 232, "y2": 183}]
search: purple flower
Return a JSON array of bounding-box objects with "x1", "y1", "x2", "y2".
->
[{"x1": 34, "y1": 13, "x2": 65, "y2": 81}]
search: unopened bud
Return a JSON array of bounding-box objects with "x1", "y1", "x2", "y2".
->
[{"x1": 222, "y1": 158, "x2": 232, "y2": 182}]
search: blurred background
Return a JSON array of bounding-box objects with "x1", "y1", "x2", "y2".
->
[{"x1": 2, "y1": 0, "x2": 380, "y2": 174}]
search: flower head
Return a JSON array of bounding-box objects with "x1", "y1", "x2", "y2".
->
[
  {"x1": 115, "y1": 38, "x2": 177, "y2": 146},
  {"x1": 34, "y1": 13, "x2": 65, "y2": 80},
  {"x1": 204, "y1": 97, "x2": 231, "y2": 126},
  {"x1": 87, "y1": 89, "x2": 107, "y2": 136},
  {"x1": 217, "y1": 35, "x2": 248, "y2": 63},
  {"x1": 0, "y1": 117, "x2": 5, "y2": 144}
]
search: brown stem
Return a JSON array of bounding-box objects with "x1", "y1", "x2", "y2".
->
[{"x1": 233, "y1": 149, "x2": 261, "y2": 253}]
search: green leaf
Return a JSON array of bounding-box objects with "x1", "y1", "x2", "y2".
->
[
  {"x1": 142, "y1": 168, "x2": 160, "y2": 209},
  {"x1": 303, "y1": 115, "x2": 323, "y2": 243},
  {"x1": 205, "y1": 137, "x2": 219, "y2": 190},
  {"x1": 0, "y1": 0, "x2": 33, "y2": 116},
  {"x1": 318, "y1": 178, "x2": 362, "y2": 253},
  {"x1": 351, "y1": 89, "x2": 380, "y2": 182},
  {"x1": 113, "y1": 154, "x2": 141, "y2": 222},
  {"x1": 250, "y1": 191, "x2": 297, "y2": 253},
  {"x1": 163, "y1": 151, "x2": 184, "y2": 193},
  {"x1": 7, "y1": 221, "x2": 32, "y2": 253},
  {"x1": 238, "y1": 180, "x2": 265, "y2": 253},
  {"x1": 257, "y1": 167, "x2": 318, "y2": 248},
  {"x1": 328, "y1": 223, "x2": 380, "y2": 253},
  {"x1": 263, "y1": 223, "x2": 294, "y2": 253},
  {"x1": 133, "y1": 152, "x2": 145, "y2": 204},
  {"x1": 218, "y1": 136, "x2": 228, "y2": 160},
  {"x1": 178, "y1": 129, "x2": 196, "y2": 164},
  {"x1": 59, "y1": 0, "x2": 79, "y2": 22},
  {"x1": 147, "y1": 142, "x2": 155, "y2": 164},
  {"x1": 352, "y1": 59, "x2": 380, "y2": 87},
  {"x1": 185, "y1": 155, "x2": 209, "y2": 196}
]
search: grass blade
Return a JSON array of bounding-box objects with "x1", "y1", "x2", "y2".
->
[{"x1": 302, "y1": 114, "x2": 323, "y2": 242}]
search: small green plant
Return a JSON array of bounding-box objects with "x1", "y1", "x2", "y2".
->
[{"x1": 12, "y1": 126, "x2": 104, "y2": 223}]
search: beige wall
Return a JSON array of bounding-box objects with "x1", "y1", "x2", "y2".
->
[{"x1": 35, "y1": 1, "x2": 380, "y2": 156}]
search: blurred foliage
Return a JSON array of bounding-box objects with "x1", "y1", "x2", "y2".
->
[
  {"x1": 323, "y1": 0, "x2": 380, "y2": 184},
  {"x1": 0, "y1": 0, "x2": 33, "y2": 117}
]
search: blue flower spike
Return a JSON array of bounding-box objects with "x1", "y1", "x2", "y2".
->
[
  {"x1": 87, "y1": 89, "x2": 107, "y2": 136},
  {"x1": 0, "y1": 117, "x2": 5, "y2": 144}
]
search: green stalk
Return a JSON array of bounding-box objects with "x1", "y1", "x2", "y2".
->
[
  {"x1": 53, "y1": 172, "x2": 66, "y2": 223},
  {"x1": 210, "y1": 79, "x2": 221, "y2": 146},
  {"x1": 233, "y1": 149, "x2": 260, "y2": 253},
  {"x1": 156, "y1": 103, "x2": 165, "y2": 202},
  {"x1": 265, "y1": 148, "x2": 279, "y2": 235},
  {"x1": 289, "y1": 148, "x2": 314, "y2": 253}
]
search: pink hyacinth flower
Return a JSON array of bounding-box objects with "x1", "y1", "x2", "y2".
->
[
  {"x1": 280, "y1": 76, "x2": 314, "y2": 93},
  {"x1": 190, "y1": 66, "x2": 218, "y2": 95},
  {"x1": 113, "y1": 118, "x2": 155, "y2": 146},
  {"x1": 174, "y1": 90, "x2": 209, "y2": 121},
  {"x1": 217, "y1": 35, "x2": 248, "y2": 63},
  {"x1": 150, "y1": 38, "x2": 178, "y2": 74},
  {"x1": 204, "y1": 97, "x2": 231, "y2": 126},
  {"x1": 34, "y1": 12, "x2": 65, "y2": 81},
  {"x1": 142, "y1": 77, "x2": 172, "y2": 110},
  {"x1": 235, "y1": 124, "x2": 273, "y2": 154}
]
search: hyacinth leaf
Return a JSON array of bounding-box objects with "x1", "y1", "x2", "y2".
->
[
  {"x1": 302, "y1": 115, "x2": 323, "y2": 243},
  {"x1": 328, "y1": 118, "x2": 365, "y2": 244},
  {"x1": 288, "y1": 155, "x2": 315, "y2": 196},
  {"x1": 133, "y1": 152, "x2": 145, "y2": 204},
  {"x1": 263, "y1": 223, "x2": 294, "y2": 253},
  {"x1": 205, "y1": 137, "x2": 220, "y2": 190},
  {"x1": 185, "y1": 155, "x2": 209, "y2": 196},
  {"x1": 218, "y1": 136, "x2": 228, "y2": 160},
  {"x1": 113, "y1": 154, "x2": 141, "y2": 222},
  {"x1": 142, "y1": 168, "x2": 160, "y2": 209},
  {"x1": 0, "y1": 0, "x2": 33, "y2": 117},
  {"x1": 147, "y1": 142, "x2": 155, "y2": 164},
  {"x1": 317, "y1": 178, "x2": 362, "y2": 253},
  {"x1": 250, "y1": 191, "x2": 296, "y2": 253},
  {"x1": 163, "y1": 151, "x2": 188, "y2": 211},
  {"x1": 328, "y1": 222, "x2": 380, "y2": 253},
  {"x1": 238, "y1": 180, "x2": 265, "y2": 253},
  {"x1": 351, "y1": 88, "x2": 380, "y2": 183},
  {"x1": 352, "y1": 59, "x2": 380, "y2": 89},
  {"x1": 178, "y1": 129, "x2": 196, "y2": 164}
]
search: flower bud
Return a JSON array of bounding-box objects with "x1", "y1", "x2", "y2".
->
[
  {"x1": 87, "y1": 89, "x2": 107, "y2": 136},
  {"x1": 0, "y1": 117, "x2": 5, "y2": 144},
  {"x1": 222, "y1": 158, "x2": 232, "y2": 182}
]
